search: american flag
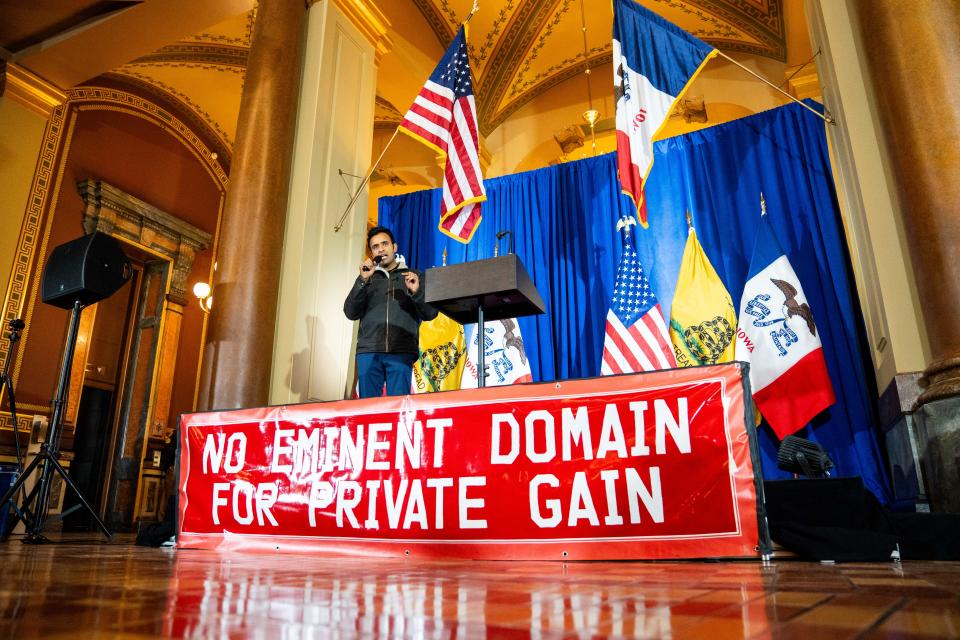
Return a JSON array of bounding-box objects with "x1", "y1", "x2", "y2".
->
[
  {"x1": 601, "y1": 218, "x2": 676, "y2": 374},
  {"x1": 398, "y1": 26, "x2": 486, "y2": 243}
]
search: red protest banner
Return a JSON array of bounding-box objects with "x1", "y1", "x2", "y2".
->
[{"x1": 178, "y1": 363, "x2": 766, "y2": 560}]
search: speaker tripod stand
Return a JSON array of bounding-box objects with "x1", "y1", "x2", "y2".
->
[{"x1": 0, "y1": 300, "x2": 112, "y2": 543}]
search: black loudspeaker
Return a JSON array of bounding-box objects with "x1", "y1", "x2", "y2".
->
[{"x1": 41, "y1": 232, "x2": 131, "y2": 309}]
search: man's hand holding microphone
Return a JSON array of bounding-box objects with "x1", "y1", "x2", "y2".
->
[
  {"x1": 358, "y1": 254, "x2": 419, "y2": 294},
  {"x1": 359, "y1": 255, "x2": 383, "y2": 281}
]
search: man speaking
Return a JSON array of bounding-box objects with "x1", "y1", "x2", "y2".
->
[{"x1": 344, "y1": 226, "x2": 438, "y2": 398}]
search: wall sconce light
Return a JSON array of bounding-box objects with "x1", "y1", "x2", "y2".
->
[{"x1": 193, "y1": 281, "x2": 212, "y2": 313}]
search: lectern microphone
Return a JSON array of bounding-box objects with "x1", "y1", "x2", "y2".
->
[{"x1": 495, "y1": 230, "x2": 514, "y2": 255}]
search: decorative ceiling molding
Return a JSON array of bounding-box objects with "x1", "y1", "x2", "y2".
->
[
  {"x1": 472, "y1": 0, "x2": 518, "y2": 70},
  {"x1": 408, "y1": 0, "x2": 787, "y2": 137},
  {"x1": 0, "y1": 62, "x2": 68, "y2": 118},
  {"x1": 130, "y1": 43, "x2": 248, "y2": 69},
  {"x1": 186, "y1": 6, "x2": 257, "y2": 48},
  {"x1": 490, "y1": 50, "x2": 613, "y2": 132},
  {"x1": 68, "y1": 84, "x2": 229, "y2": 187},
  {"x1": 507, "y1": 0, "x2": 575, "y2": 99},
  {"x1": 410, "y1": 0, "x2": 456, "y2": 51},
  {"x1": 652, "y1": 0, "x2": 786, "y2": 61},
  {"x1": 475, "y1": 0, "x2": 564, "y2": 135},
  {"x1": 97, "y1": 73, "x2": 232, "y2": 172}
]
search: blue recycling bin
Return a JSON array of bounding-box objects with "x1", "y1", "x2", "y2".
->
[{"x1": 0, "y1": 465, "x2": 18, "y2": 536}]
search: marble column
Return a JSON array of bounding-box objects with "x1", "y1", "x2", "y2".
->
[
  {"x1": 198, "y1": 0, "x2": 308, "y2": 410},
  {"x1": 853, "y1": 0, "x2": 960, "y2": 404},
  {"x1": 853, "y1": 0, "x2": 960, "y2": 513}
]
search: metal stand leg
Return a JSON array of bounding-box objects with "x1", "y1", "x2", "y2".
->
[
  {"x1": 1, "y1": 300, "x2": 112, "y2": 543},
  {"x1": 477, "y1": 301, "x2": 486, "y2": 388}
]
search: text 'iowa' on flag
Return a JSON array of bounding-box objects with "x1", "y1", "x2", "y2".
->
[
  {"x1": 399, "y1": 25, "x2": 486, "y2": 244},
  {"x1": 734, "y1": 209, "x2": 835, "y2": 439},
  {"x1": 601, "y1": 216, "x2": 676, "y2": 375},
  {"x1": 613, "y1": 0, "x2": 716, "y2": 226}
]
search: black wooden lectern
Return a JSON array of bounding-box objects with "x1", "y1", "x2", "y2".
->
[{"x1": 425, "y1": 254, "x2": 545, "y2": 387}]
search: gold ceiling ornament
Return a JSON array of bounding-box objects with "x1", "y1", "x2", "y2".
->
[
  {"x1": 553, "y1": 125, "x2": 585, "y2": 157},
  {"x1": 670, "y1": 96, "x2": 708, "y2": 123}
]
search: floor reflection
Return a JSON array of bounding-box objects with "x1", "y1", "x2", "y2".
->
[{"x1": 0, "y1": 536, "x2": 958, "y2": 638}]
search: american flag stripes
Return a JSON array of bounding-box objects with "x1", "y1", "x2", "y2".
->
[
  {"x1": 601, "y1": 218, "x2": 676, "y2": 374},
  {"x1": 398, "y1": 26, "x2": 486, "y2": 243}
]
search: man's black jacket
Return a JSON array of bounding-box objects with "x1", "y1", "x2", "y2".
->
[{"x1": 343, "y1": 265, "x2": 438, "y2": 356}]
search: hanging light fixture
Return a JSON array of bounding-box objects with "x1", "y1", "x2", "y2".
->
[{"x1": 579, "y1": 0, "x2": 599, "y2": 155}]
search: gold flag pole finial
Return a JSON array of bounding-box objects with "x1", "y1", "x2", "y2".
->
[
  {"x1": 686, "y1": 210, "x2": 693, "y2": 231},
  {"x1": 442, "y1": 246, "x2": 448, "y2": 266},
  {"x1": 466, "y1": 0, "x2": 479, "y2": 21},
  {"x1": 760, "y1": 192, "x2": 767, "y2": 217}
]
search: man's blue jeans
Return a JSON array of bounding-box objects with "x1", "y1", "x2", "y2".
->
[{"x1": 356, "y1": 352, "x2": 415, "y2": 398}]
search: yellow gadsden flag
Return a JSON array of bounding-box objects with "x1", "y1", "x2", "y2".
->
[
  {"x1": 412, "y1": 312, "x2": 467, "y2": 393},
  {"x1": 669, "y1": 228, "x2": 737, "y2": 367}
]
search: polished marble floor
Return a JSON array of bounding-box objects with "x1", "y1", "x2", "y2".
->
[{"x1": 0, "y1": 535, "x2": 957, "y2": 639}]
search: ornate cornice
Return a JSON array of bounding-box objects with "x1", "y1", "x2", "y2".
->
[
  {"x1": 310, "y1": 0, "x2": 393, "y2": 65},
  {"x1": 0, "y1": 62, "x2": 68, "y2": 118},
  {"x1": 78, "y1": 180, "x2": 212, "y2": 301}
]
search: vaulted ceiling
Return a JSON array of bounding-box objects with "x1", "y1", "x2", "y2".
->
[
  {"x1": 405, "y1": 0, "x2": 787, "y2": 135},
  {"x1": 3, "y1": 0, "x2": 802, "y2": 172}
]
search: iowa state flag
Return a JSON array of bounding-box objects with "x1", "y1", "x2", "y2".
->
[
  {"x1": 735, "y1": 213, "x2": 836, "y2": 439},
  {"x1": 461, "y1": 319, "x2": 532, "y2": 388},
  {"x1": 613, "y1": 0, "x2": 716, "y2": 226}
]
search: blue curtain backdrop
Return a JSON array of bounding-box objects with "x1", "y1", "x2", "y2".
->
[{"x1": 379, "y1": 101, "x2": 891, "y2": 502}]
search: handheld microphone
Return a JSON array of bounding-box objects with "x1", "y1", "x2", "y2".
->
[{"x1": 361, "y1": 255, "x2": 384, "y2": 274}]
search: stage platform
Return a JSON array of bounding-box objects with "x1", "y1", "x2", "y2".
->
[{"x1": 1, "y1": 533, "x2": 959, "y2": 638}]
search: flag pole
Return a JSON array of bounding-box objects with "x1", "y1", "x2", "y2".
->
[
  {"x1": 715, "y1": 51, "x2": 836, "y2": 125},
  {"x1": 335, "y1": 2, "x2": 479, "y2": 234},
  {"x1": 333, "y1": 127, "x2": 400, "y2": 233}
]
